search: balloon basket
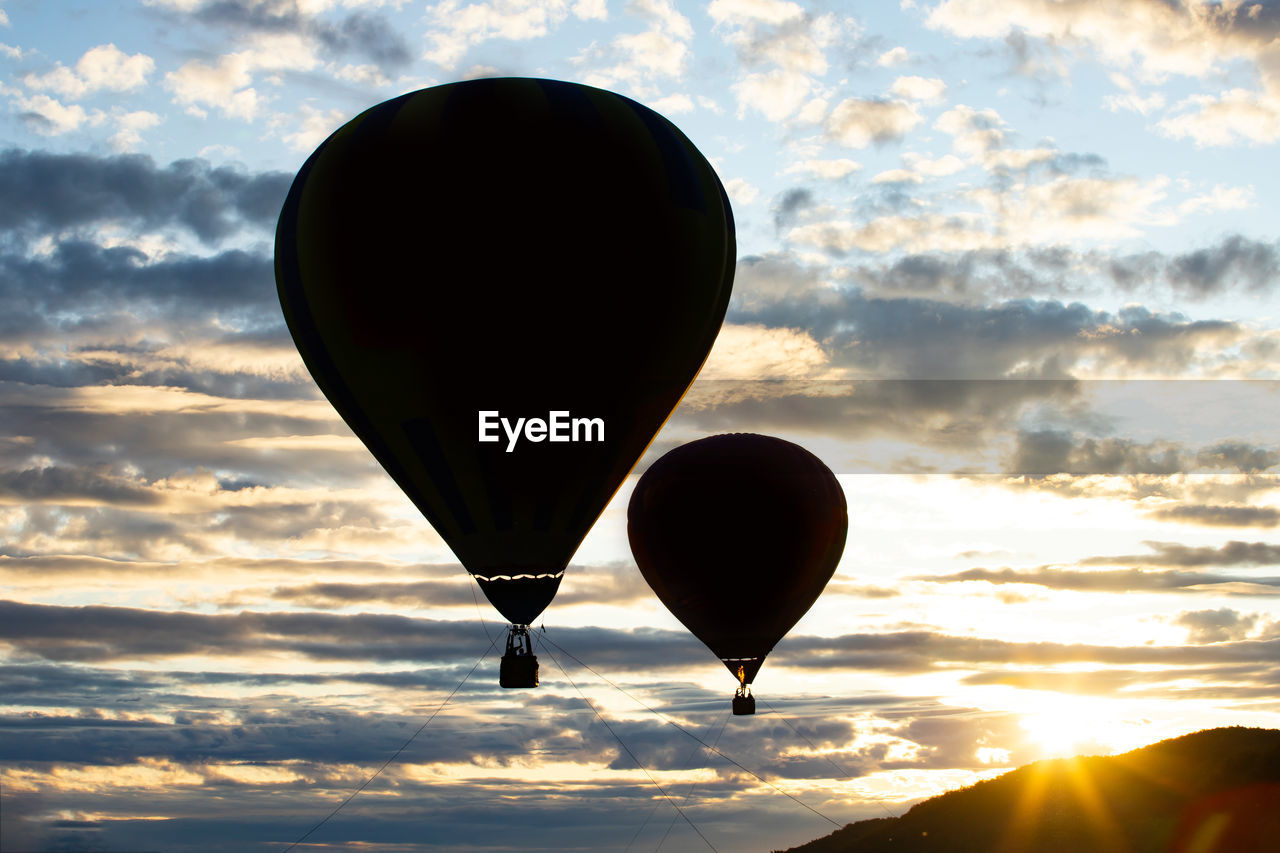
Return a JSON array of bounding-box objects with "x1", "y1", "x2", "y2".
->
[
  {"x1": 500, "y1": 625, "x2": 539, "y2": 689},
  {"x1": 732, "y1": 685, "x2": 755, "y2": 716}
]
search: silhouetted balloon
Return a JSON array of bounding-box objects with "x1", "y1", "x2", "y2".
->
[
  {"x1": 627, "y1": 434, "x2": 847, "y2": 686},
  {"x1": 276, "y1": 78, "x2": 735, "y2": 626}
]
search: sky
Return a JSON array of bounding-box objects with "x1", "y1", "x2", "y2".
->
[{"x1": 3, "y1": 0, "x2": 1280, "y2": 851}]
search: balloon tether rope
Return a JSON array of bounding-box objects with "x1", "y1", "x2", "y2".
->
[
  {"x1": 758, "y1": 697, "x2": 898, "y2": 820},
  {"x1": 652, "y1": 707, "x2": 733, "y2": 852},
  {"x1": 625, "y1": 707, "x2": 730, "y2": 852},
  {"x1": 280, "y1": 633, "x2": 497, "y2": 852},
  {"x1": 542, "y1": 643, "x2": 719, "y2": 852},
  {"x1": 539, "y1": 632, "x2": 844, "y2": 829}
]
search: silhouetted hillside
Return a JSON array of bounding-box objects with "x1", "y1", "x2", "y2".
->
[{"x1": 777, "y1": 727, "x2": 1280, "y2": 853}]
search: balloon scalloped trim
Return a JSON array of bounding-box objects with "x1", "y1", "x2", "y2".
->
[{"x1": 472, "y1": 571, "x2": 566, "y2": 582}]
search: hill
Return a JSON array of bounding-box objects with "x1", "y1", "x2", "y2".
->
[{"x1": 776, "y1": 727, "x2": 1280, "y2": 853}]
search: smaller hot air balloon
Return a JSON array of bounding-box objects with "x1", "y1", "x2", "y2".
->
[{"x1": 627, "y1": 434, "x2": 847, "y2": 714}]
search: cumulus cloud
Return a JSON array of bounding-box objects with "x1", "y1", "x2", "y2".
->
[
  {"x1": 787, "y1": 170, "x2": 1191, "y2": 254},
  {"x1": 925, "y1": 0, "x2": 1280, "y2": 80},
  {"x1": 783, "y1": 158, "x2": 861, "y2": 179},
  {"x1": 1158, "y1": 88, "x2": 1280, "y2": 146},
  {"x1": 1082, "y1": 540, "x2": 1280, "y2": 569},
  {"x1": 733, "y1": 68, "x2": 814, "y2": 120},
  {"x1": 935, "y1": 104, "x2": 1006, "y2": 158},
  {"x1": 712, "y1": 1, "x2": 838, "y2": 75},
  {"x1": 1146, "y1": 505, "x2": 1280, "y2": 528},
  {"x1": 22, "y1": 44, "x2": 154, "y2": 100},
  {"x1": 159, "y1": 0, "x2": 412, "y2": 69},
  {"x1": 926, "y1": 0, "x2": 1280, "y2": 146},
  {"x1": 732, "y1": 283, "x2": 1237, "y2": 379},
  {"x1": 825, "y1": 97, "x2": 922, "y2": 148},
  {"x1": 877, "y1": 46, "x2": 910, "y2": 66},
  {"x1": 841, "y1": 236, "x2": 1276, "y2": 304},
  {"x1": 426, "y1": 0, "x2": 575, "y2": 69},
  {"x1": 889, "y1": 75, "x2": 947, "y2": 104},
  {"x1": 912, "y1": 565, "x2": 1280, "y2": 594},
  {"x1": 1174, "y1": 608, "x2": 1261, "y2": 643},
  {"x1": 0, "y1": 149, "x2": 289, "y2": 243},
  {"x1": 571, "y1": 0, "x2": 693, "y2": 92},
  {"x1": 1009, "y1": 430, "x2": 1186, "y2": 477},
  {"x1": 165, "y1": 31, "x2": 320, "y2": 120}
]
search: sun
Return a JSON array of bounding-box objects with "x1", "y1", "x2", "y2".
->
[{"x1": 1013, "y1": 692, "x2": 1151, "y2": 759}]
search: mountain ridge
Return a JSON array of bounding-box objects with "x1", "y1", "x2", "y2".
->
[{"x1": 775, "y1": 726, "x2": 1280, "y2": 853}]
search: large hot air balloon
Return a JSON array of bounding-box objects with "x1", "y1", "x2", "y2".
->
[
  {"x1": 627, "y1": 434, "x2": 847, "y2": 713},
  {"x1": 275, "y1": 78, "x2": 735, "y2": 686}
]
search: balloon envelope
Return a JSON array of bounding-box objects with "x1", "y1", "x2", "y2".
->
[
  {"x1": 627, "y1": 434, "x2": 847, "y2": 683},
  {"x1": 276, "y1": 78, "x2": 735, "y2": 625}
]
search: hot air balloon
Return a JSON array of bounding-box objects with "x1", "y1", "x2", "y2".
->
[
  {"x1": 275, "y1": 78, "x2": 735, "y2": 687},
  {"x1": 627, "y1": 434, "x2": 847, "y2": 713}
]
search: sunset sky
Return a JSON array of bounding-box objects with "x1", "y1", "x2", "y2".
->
[{"x1": 4, "y1": 1, "x2": 1280, "y2": 851}]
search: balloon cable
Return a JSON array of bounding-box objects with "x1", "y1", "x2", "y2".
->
[
  {"x1": 539, "y1": 633, "x2": 844, "y2": 829},
  {"x1": 470, "y1": 580, "x2": 495, "y2": 646},
  {"x1": 758, "y1": 697, "x2": 898, "y2": 820},
  {"x1": 652, "y1": 707, "x2": 732, "y2": 852},
  {"x1": 625, "y1": 707, "x2": 730, "y2": 852},
  {"x1": 280, "y1": 633, "x2": 498, "y2": 853},
  {"x1": 542, "y1": 643, "x2": 719, "y2": 852}
]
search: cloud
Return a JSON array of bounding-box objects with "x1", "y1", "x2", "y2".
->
[
  {"x1": 889, "y1": 75, "x2": 947, "y2": 104},
  {"x1": 158, "y1": 0, "x2": 412, "y2": 69},
  {"x1": 1160, "y1": 235, "x2": 1280, "y2": 296},
  {"x1": 782, "y1": 628, "x2": 1280, "y2": 672},
  {"x1": 1008, "y1": 430, "x2": 1185, "y2": 477},
  {"x1": 901, "y1": 152, "x2": 965, "y2": 178},
  {"x1": 1196, "y1": 441, "x2": 1280, "y2": 473},
  {"x1": 0, "y1": 149, "x2": 290, "y2": 243},
  {"x1": 924, "y1": 0, "x2": 1280, "y2": 146},
  {"x1": 825, "y1": 98, "x2": 922, "y2": 148},
  {"x1": 267, "y1": 562, "x2": 655, "y2": 610},
  {"x1": 1082, "y1": 540, "x2": 1280, "y2": 569},
  {"x1": 426, "y1": 0, "x2": 576, "y2": 69},
  {"x1": 571, "y1": 0, "x2": 693, "y2": 92},
  {"x1": 0, "y1": 241, "x2": 278, "y2": 341},
  {"x1": 108, "y1": 109, "x2": 162, "y2": 151},
  {"x1": 871, "y1": 168, "x2": 922, "y2": 185},
  {"x1": 1158, "y1": 88, "x2": 1280, "y2": 146},
  {"x1": 732, "y1": 68, "x2": 814, "y2": 120},
  {"x1": 675, "y1": 379, "x2": 1080, "y2": 466},
  {"x1": 732, "y1": 287, "x2": 1236, "y2": 379},
  {"x1": 783, "y1": 163, "x2": 1192, "y2": 254},
  {"x1": 1174, "y1": 608, "x2": 1261, "y2": 643},
  {"x1": 698, "y1": 323, "x2": 841, "y2": 379},
  {"x1": 724, "y1": 176, "x2": 760, "y2": 205},
  {"x1": 877, "y1": 46, "x2": 909, "y2": 66},
  {"x1": 1006, "y1": 432, "x2": 1280, "y2": 479},
  {"x1": 0, "y1": 600, "x2": 706, "y2": 667},
  {"x1": 783, "y1": 158, "x2": 861, "y2": 179},
  {"x1": 712, "y1": 1, "x2": 839, "y2": 79},
  {"x1": 911, "y1": 565, "x2": 1280, "y2": 594},
  {"x1": 165, "y1": 31, "x2": 320, "y2": 120},
  {"x1": 280, "y1": 103, "x2": 348, "y2": 151},
  {"x1": 22, "y1": 44, "x2": 154, "y2": 100},
  {"x1": 10, "y1": 94, "x2": 104, "y2": 136},
  {"x1": 0, "y1": 466, "x2": 161, "y2": 507},
  {"x1": 708, "y1": 0, "x2": 805, "y2": 28},
  {"x1": 935, "y1": 104, "x2": 1006, "y2": 158},
  {"x1": 1145, "y1": 505, "x2": 1280, "y2": 529},
  {"x1": 829, "y1": 236, "x2": 1277, "y2": 304},
  {"x1": 924, "y1": 0, "x2": 1280, "y2": 80}
]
